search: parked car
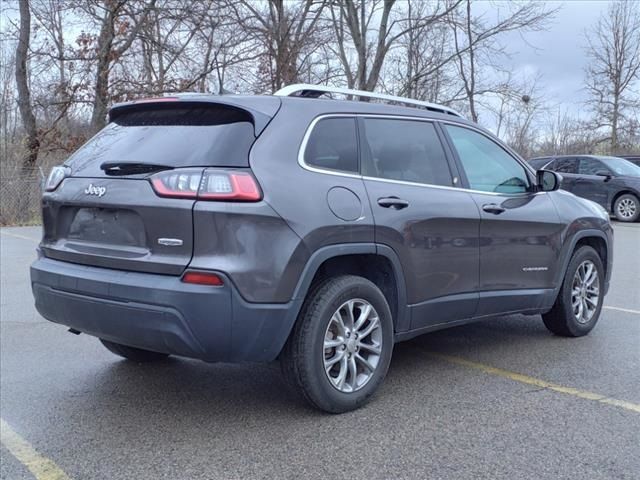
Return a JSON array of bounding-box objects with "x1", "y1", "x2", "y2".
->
[
  {"x1": 533, "y1": 155, "x2": 640, "y2": 222},
  {"x1": 31, "y1": 84, "x2": 613, "y2": 413},
  {"x1": 527, "y1": 157, "x2": 553, "y2": 170},
  {"x1": 619, "y1": 155, "x2": 640, "y2": 167}
]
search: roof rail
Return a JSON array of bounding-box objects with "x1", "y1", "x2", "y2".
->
[{"x1": 274, "y1": 83, "x2": 463, "y2": 118}]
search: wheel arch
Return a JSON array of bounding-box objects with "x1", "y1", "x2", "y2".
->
[
  {"x1": 289, "y1": 244, "x2": 409, "y2": 333},
  {"x1": 545, "y1": 229, "x2": 611, "y2": 311}
]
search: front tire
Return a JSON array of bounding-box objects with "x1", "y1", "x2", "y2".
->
[
  {"x1": 100, "y1": 339, "x2": 170, "y2": 362},
  {"x1": 613, "y1": 193, "x2": 639, "y2": 222},
  {"x1": 542, "y1": 246, "x2": 604, "y2": 337},
  {"x1": 281, "y1": 275, "x2": 394, "y2": 413}
]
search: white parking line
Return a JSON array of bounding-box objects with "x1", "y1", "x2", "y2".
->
[
  {"x1": 604, "y1": 305, "x2": 640, "y2": 315},
  {"x1": 0, "y1": 230, "x2": 40, "y2": 242}
]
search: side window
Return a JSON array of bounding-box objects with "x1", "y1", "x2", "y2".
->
[
  {"x1": 445, "y1": 125, "x2": 530, "y2": 194},
  {"x1": 551, "y1": 158, "x2": 578, "y2": 174},
  {"x1": 361, "y1": 118, "x2": 453, "y2": 186},
  {"x1": 304, "y1": 117, "x2": 358, "y2": 173},
  {"x1": 579, "y1": 158, "x2": 607, "y2": 175}
]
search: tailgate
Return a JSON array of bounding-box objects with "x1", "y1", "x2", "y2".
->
[{"x1": 41, "y1": 177, "x2": 194, "y2": 275}]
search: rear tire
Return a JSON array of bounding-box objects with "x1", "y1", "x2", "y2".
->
[
  {"x1": 542, "y1": 246, "x2": 604, "y2": 337},
  {"x1": 100, "y1": 339, "x2": 170, "y2": 362},
  {"x1": 281, "y1": 275, "x2": 394, "y2": 413},
  {"x1": 613, "y1": 193, "x2": 639, "y2": 222}
]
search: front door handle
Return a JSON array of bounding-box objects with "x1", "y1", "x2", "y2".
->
[
  {"x1": 482, "y1": 203, "x2": 506, "y2": 214},
  {"x1": 378, "y1": 197, "x2": 409, "y2": 210}
]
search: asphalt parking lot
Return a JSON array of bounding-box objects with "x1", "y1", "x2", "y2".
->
[{"x1": 1, "y1": 224, "x2": 639, "y2": 480}]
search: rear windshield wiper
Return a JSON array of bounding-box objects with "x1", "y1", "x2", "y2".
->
[{"x1": 100, "y1": 162, "x2": 174, "y2": 176}]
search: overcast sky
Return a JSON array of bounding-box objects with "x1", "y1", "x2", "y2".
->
[{"x1": 483, "y1": 1, "x2": 610, "y2": 114}]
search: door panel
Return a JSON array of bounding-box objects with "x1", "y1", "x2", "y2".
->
[
  {"x1": 573, "y1": 158, "x2": 610, "y2": 207},
  {"x1": 468, "y1": 191, "x2": 564, "y2": 307},
  {"x1": 443, "y1": 124, "x2": 565, "y2": 317},
  {"x1": 359, "y1": 117, "x2": 480, "y2": 330},
  {"x1": 364, "y1": 179, "x2": 480, "y2": 327}
]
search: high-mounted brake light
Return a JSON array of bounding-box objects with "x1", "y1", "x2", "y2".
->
[
  {"x1": 181, "y1": 271, "x2": 224, "y2": 286},
  {"x1": 150, "y1": 168, "x2": 262, "y2": 201},
  {"x1": 132, "y1": 97, "x2": 179, "y2": 104}
]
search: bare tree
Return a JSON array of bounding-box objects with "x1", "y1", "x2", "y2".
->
[
  {"x1": 233, "y1": 0, "x2": 328, "y2": 92},
  {"x1": 15, "y1": 0, "x2": 39, "y2": 170},
  {"x1": 85, "y1": 0, "x2": 156, "y2": 132},
  {"x1": 330, "y1": 0, "x2": 459, "y2": 92},
  {"x1": 447, "y1": 0, "x2": 556, "y2": 122},
  {"x1": 385, "y1": 0, "x2": 461, "y2": 103},
  {"x1": 585, "y1": 1, "x2": 640, "y2": 153}
]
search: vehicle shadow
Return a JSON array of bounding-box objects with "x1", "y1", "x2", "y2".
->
[{"x1": 73, "y1": 314, "x2": 556, "y2": 419}]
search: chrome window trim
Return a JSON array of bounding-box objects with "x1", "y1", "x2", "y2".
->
[{"x1": 297, "y1": 113, "x2": 545, "y2": 198}]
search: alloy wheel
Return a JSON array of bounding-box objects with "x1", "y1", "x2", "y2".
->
[
  {"x1": 571, "y1": 260, "x2": 600, "y2": 324},
  {"x1": 617, "y1": 198, "x2": 637, "y2": 219},
  {"x1": 323, "y1": 299, "x2": 383, "y2": 393}
]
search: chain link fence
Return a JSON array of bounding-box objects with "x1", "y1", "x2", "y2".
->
[{"x1": 0, "y1": 167, "x2": 45, "y2": 226}]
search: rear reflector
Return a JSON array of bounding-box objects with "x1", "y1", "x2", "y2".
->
[
  {"x1": 150, "y1": 168, "x2": 261, "y2": 201},
  {"x1": 181, "y1": 271, "x2": 224, "y2": 286}
]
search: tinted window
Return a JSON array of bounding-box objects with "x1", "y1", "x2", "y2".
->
[
  {"x1": 600, "y1": 156, "x2": 640, "y2": 176},
  {"x1": 67, "y1": 104, "x2": 256, "y2": 176},
  {"x1": 579, "y1": 158, "x2": 608, "y2": 175},
  {"x1": 445, "y1": 125, "x2": 530, "y2": 194},
  {"x1": 528, "y1": 157, "x2": 552, "y2": 170},
  {"x1": 361, "y1": 119, "x2": 452, "y2": 186},
  {"x1": 550, "y1": 158, "x2": 578, "y2": 173},
  {"x1": 304, "y1": 118, "x2": 358, "y2": 173}
]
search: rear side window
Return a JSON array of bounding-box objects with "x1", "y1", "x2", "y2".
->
[
  {"x1": 66, "y1": 103, "x2": 256, "y2": 176},
  {"x1": 579, "y1": 158, "x2": 607, "y2": 175},
  {"x1": 304, "y1": 117, "x2": 358, "y2": 173},
  {"x1": 550, "y1": 158, "x2": 578, "y2": 174},
  {"x1": 361, "y1": 118, "x2": 453, "y2": 186}
]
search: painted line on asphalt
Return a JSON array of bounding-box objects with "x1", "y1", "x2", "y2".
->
[
  {"x1": 604, "y1": 305, "x2": 640, "y2": 315},
  {"x1": 425, "y1": 352, "x2": 640, "y2": 414},
  {"x1": 0, "y1": 418, "x2": 71, "y2": 480},
  {"x1": 0, "y1": 230, "x2": 40, "y2": 242}
]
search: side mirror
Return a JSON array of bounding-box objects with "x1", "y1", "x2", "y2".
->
[
  {"x1": 537, "y1": 169, "x2": 561, "y2": 192},
  {"x1": 595, "y1": 170, "x2": 612, "y2": 180}
]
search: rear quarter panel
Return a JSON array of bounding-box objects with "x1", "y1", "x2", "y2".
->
[{"x1": 247, "y1": 101, "x2": 376, "y2": 300}]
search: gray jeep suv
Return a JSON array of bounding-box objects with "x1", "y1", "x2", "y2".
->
[{"x1": 31, "y1": 84, "x2": 613, "y2": 413}]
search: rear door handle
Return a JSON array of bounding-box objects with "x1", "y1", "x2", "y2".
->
[
  {"x1": 482, "y1": 203, "x2": 506, "y2": 214},
  {"x1": 377, "y1": 197, "x2": 409, "y2": 210}
]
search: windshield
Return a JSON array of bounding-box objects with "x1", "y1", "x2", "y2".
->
[{"x1": 601, "y1": 156, "x2": 640, "y2": 177}]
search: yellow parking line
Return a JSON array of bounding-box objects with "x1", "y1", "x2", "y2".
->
[
  {"x1": 604, "y1": 305, "x2": 640, "y2": 315},
  {"x1": 0, "y1": 230, "x2": 40, "y2": 242},
  {"x1": 0, "y1": 418, "x2": 71, "y2": 480},
  {"x1": 426, "y1": 352, "x2": 640, "y2": 414}
]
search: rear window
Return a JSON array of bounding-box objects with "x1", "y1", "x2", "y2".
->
[{"x1": 66, "y1": 103, "x2": 256, "y2": 176}]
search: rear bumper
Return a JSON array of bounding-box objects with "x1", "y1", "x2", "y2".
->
[{"x1": 31, "y1": 257, "x2": 300, "y2": 362}]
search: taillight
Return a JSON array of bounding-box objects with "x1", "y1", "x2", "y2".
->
[
  {"x1": 199, "y1": 170, "x2": 261, "y2": 201},
  {"x1": 44, "y1": 165, "x2": 70, "y2": 192},
  {"x1": 150, "y1": 168, "x2": 201, "y2": 198},
  {"x1": 181, "y1": 271, "x2": 224, "y2": 286},
  {"x1": 150, "y1": 168, "x2": 261, "y2": 201}
]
